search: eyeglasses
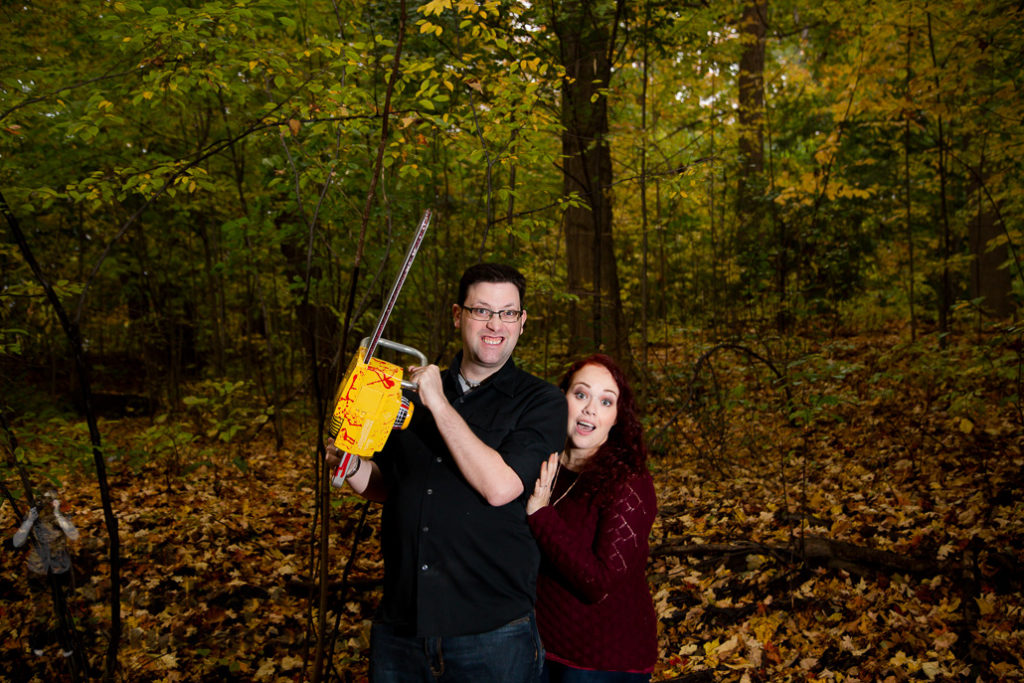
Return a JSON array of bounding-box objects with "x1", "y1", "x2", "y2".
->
[{"x1": 460, "y1": 305, "x2": 523, "y2": 323}]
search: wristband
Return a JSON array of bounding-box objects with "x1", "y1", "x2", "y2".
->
[{"x1": 330, "y1": 453, "x2": 362, "y2": 488}]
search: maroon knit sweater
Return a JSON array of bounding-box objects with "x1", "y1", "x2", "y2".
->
[{"x1": 527, "y1": 468, "x2": 658, "y2": 673}]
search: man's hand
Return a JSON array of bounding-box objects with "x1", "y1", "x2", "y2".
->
[
  {"x1": 325, "y1": 437, "x2": 342, "y2": 468},
  {"x1": 325, "y1": 437, "x2": 359, "y2": 486},
  {"x1": 407, "y1": 364, "x2": 445, "y2": 412}
]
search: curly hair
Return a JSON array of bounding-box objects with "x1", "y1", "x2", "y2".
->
[{"x1": 559, "y1": 354, "x2": 648, "y2": 502}]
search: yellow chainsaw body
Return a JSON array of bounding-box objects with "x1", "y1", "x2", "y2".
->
[{"x1": 328, "y1": 345, "x2": 414, "y2": 458}]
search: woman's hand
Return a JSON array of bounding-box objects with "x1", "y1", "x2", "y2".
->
[{"x1": 526, "y1": 452, "x2": 561, "y2": 515}]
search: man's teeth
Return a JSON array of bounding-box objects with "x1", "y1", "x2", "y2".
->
[{"x1": 483, "y1": 337, "x2": 503, "y2": 345}]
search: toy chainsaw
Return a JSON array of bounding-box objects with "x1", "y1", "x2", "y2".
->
[{"x1": 328, "y1": 210, "x2": 431, "y2": 487}]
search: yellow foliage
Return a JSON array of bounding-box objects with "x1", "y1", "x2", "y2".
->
[{"x1": 419, "y1": 0, "x2": 452, "y2": 17}]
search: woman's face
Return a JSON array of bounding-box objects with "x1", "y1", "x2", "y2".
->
[{"x1": 565, "y1": 363, "x2": 619, "y2": 456}]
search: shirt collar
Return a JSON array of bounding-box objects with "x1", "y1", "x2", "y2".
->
[{"x1": 450, "y1": 351, "x2": 518, "y2": 397}]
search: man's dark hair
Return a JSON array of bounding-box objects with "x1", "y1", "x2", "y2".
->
[{"x1": 458, "y1": 263, "x2": 527, "y2": 309}]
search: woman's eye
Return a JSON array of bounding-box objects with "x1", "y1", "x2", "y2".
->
[{"x1": 575, "y1": 391, "x2": 586, "y2": 400}]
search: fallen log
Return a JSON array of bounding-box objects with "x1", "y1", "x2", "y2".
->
[{"x1": 652, "y1": 534, "x2": 1021, "y2": 579}]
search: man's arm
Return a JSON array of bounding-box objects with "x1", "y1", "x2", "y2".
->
[
  {"x1": 325, "y1": 441, "x2": 389, "y2": 502},
  {"x1": 409, "y1": 364, "x2": 523, "y2": 506}
]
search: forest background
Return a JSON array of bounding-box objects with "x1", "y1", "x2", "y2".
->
[{"x1": 1, "y1": 0, "x2": 1022, "y2": 681}]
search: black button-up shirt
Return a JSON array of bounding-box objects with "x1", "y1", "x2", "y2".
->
[{"x1": 375, "y1": 353, "x2": 568, "y2": 637}]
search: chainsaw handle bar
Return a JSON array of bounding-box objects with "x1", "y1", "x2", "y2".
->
[{"x1": 360, "y1": 336, "x2": 428, "y2": 391}]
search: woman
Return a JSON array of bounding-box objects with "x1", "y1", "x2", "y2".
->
[{"x1": 527, "y1": 354, "x2": 658, "y2": 682}]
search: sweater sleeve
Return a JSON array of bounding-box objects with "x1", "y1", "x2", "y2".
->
[{"x1": 528, "y1": 473, "x2": 657, "y2": 604}]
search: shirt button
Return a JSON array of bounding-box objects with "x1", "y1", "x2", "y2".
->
[
  {"x1": 426, "y1": 488, "x2": 433, "y2": 495},
  {"x1": 421, "y1": 564, "x2": 429, "y2": 571},
  {"x1": 422, "y1": 526, "x2": 429, "y2": 532},
  {"x1": 435, "y1": 457, "x2": 442, "y2": 463}
]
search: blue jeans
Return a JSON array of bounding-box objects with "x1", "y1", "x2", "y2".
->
[
  {"x1": 542, "y1": 660, "x2": 651, "y2": 683},
  {"x1": 370, "y1": 613, "x2": 544, "y2": 683}
]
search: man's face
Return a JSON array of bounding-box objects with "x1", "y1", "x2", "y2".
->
[{"x1": 453, "y1": 280, "x2": 527, "y2": 381}]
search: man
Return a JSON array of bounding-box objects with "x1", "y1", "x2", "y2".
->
[{"x1": 328, "y1": 263, "x2": 568, "y2": 682}]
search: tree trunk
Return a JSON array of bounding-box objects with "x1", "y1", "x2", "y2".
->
[
  {"x1": 737, "y1": 0, "x2": 767, "y2": 197},
  {"x1": 1, "y1": 191, "x2": 122, "y2": 681},
  {"x1": 639, "y1": 2, "x2": 650, "y2": 406},
  {"x1": 927, "y1": 14, "x2": 952, "y2": 346},
  {"x1": 553, "y1": 0, "x2": 629, "y2": 359},
  {"x1": 735, "y1": 0, "x2": 770, "y2": 301},
  {"x1": 969, "y1": 164, "x2": 1014, "y2": 320},
  {"x1": 903, "y1": 20, "x2": 918, "y2": 340}
]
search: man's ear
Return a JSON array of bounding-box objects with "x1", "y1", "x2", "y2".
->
[{"x1": 452, "y1": 303, "x2": 461, "y2": 329}]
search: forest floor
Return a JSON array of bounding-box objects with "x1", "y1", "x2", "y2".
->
[{"x1": 1, "y1": 329, "x2": 1023, "y2": 682}]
